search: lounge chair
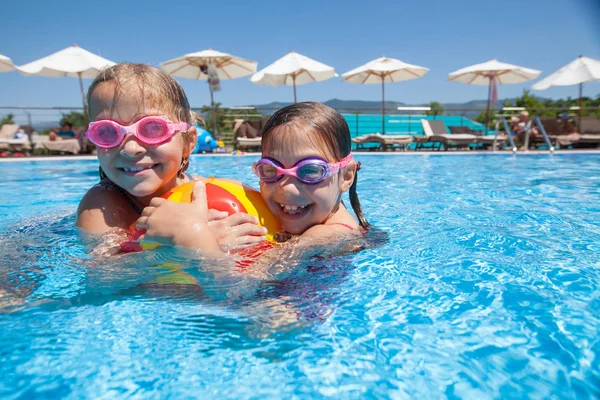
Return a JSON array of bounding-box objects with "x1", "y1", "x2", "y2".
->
[
  {"x1": 36, "y1": 138, "x2": 81, "y2": 154},
  {"x1": 0, "y1": 124, "x2": 32, "y2": 153},
  {"x1": 352, "y1": 133, "x2": 412, "y2": 151},
  {"x1": 576, "y1": 117, "x2": 600, "y2": 148},
  {"x1": 580, "y1": 117, "x2": 600, "y2": 134},
  {"x1": 533, "y1": 118, "x2": 579, "y2": 148},
  {"x1": 449, "y1": 125, "x2": 506, "y2": 150},
  {"x1": 417, "y1": 120, "x2": 477, "y2": 151},
  {"x1": 233, "y1": 117, "x2": 269, "y2": 151},
  {"x1": 352, "y1": 134, "x2": 380, "y2": 150}
]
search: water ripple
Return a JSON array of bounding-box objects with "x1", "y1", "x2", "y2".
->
[{"x1": 0, "y1": 154, "x2": 599, "y2": 398}]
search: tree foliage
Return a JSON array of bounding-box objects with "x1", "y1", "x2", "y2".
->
[
  {"x1": 1, "y1": 113, "x2": 15, "y2": 125},
  {"x1": 475, "y1": 90, "x2": 600, "y2": 127},
  {"x1": 198, "y1": 102, "x2": 264, "y2": 135},
  {"x1": 426, "y1": 101, "x2": 444, "y2": 116},
  {"x1": 60, "y1": 111, "x2": 87, "y2": 127}
]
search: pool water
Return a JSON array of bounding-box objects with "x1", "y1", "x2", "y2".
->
[
  {"x1": 1, "y1": 154, "x2": 599, "y2": 399},
  {"x1": 342, "y1": 114, "x2": 484, "y2": 137}
]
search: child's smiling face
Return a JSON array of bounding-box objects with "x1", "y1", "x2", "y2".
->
[
  {"x1": 258, "y1": 125, "x2": 345, "y2": 235},
  {"x1": 88, "y1": 81, "x2": 193, "y2": 202}
]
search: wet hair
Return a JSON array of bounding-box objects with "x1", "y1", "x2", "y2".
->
[
  {"x1": 261, "y1": 102, "x2": 369, "y2": 229},
  {"x1": 60, "y1": 121, "x2": 73, "y2": 129},
  {"x1": 87, "y1": 63, "x2": 202, "y2": 178}
]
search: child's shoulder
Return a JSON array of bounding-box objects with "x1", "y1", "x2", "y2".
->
[
  {"x1": 76, "y1": 182, "x2": 137, "y2": 233},
  {"x1": 303, "y1": 220, "x2": 361, "y2": 238}
]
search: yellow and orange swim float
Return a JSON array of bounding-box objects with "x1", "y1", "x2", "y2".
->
[{"x1": 121, "y1": 177, "x2": 281, "y2": 253}]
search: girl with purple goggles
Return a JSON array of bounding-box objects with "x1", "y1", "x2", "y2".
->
[{"x1": 253, "y1": 154, "x2": 355, "y2": 184}]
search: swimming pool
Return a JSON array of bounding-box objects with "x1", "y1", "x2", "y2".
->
[
  {"x1": 1, "y1": 154, "x2": 599, "y2": 398},
  {"x1": 343, "y1": 114, "x2": 484, "y2": 137}
]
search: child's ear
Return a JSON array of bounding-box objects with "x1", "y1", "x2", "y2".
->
[
  {"x1": 339, "y1": 162, "x2": 356, "y2": 193},
  {"x1": 184, "y1": 125, "x2": 198, "y2": 157}
]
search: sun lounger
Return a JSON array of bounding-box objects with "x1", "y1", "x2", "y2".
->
[
  {"x1": 0, "y1": 124, "x2": 20, "y2": 150},
  {"x1": 0, "y1": 124, "x2": 20, "y2": 140},
  {"x1": 536, "y1": 118, "x2": 563, "y2": 145},
  {"x1": 576, "y1": 117, "x2": 600, "y2": 148},
  {"x1": 580, "y1": 117, "x2": 600, "y2": 134},
  {"x1": 418, "y1": 120, "x2": 477, "y2": 150},
  {"x1": 352, "y1": 134, "x2": 380, "y2": 150},
  {"x1": 236, "y1": 137, "x2": 262, "y2": 151},
  {"x1": 0, "y1": 124, "x2": 33, "y2": 153},
  {"x1": 233, "y1": 117, "x2": 270, "y2": 151},
  {"x1": 352, "y1": 133, "x2": 412, "y2": 151},
  {"x1": 449, "y1": 125, "x2": 506, "y2": 150},
  {"x1": 532, "y1": 118, "x2": 580, "y2": 148},
  {"x1": 37, "y1": 138, "x2": 81, "y2": 154}
]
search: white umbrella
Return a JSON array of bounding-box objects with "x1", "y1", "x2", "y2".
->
[
  {"x1": 342, "y1": 56, "x2": 429, "y2": 134},
  {"x1": 448, "y1": 59, "x2": 541, "y2": 134},
  {"x1": 18, "y1": 45, "x2": 116, "y2": 116},
  {"x1": 532, "y1": 56, "x2": 600, "y2": 127},
  {"x1": 250, "y1": 51, "x2": 336, "y2": 103},
  {"x1": 0, "y1": 54, "x2": 15, "y2": 73},
  {"x1": 161, "y1": 49, "x2": 257, "y2": 133}
]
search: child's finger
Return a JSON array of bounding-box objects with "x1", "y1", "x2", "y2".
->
[
  {"x1": 140, "y1": 206, "x2": 156, "y2": 217},
  {"x1": 191, "y1": 181, "x2": 208, "y2": 217},
  {"x1": 135, "y1": 216, "x2": 148, "y2": 229},
  {"x1": 149, "y1": 197, "x2": 167, "y2": 207},
  {"x1": 233, "y1": 223, "x2": 268, "y2": 237},
  {"x1": 221, "y1": 212, "x2": 259, "y2": 227},
  {"x1": 234, "y1": 235, "x2": 267, "y2": 248},
  {"x1": 207, "y1": 209, "x2": 229, "y2": 221}
]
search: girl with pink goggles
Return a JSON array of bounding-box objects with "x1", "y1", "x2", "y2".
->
[{"x1": 86, "y1": 116, "x2": 190, "y2": 148}]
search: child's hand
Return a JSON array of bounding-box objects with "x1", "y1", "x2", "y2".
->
[
  {"x1": 136, "y1": 181, "x2": 220, "y2": 251},
  {"x1": 207, "y1": 211, "x2": 268, "y2": 252}
]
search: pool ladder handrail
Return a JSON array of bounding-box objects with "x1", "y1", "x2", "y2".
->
[
  {"x1": 526, "y1": 116, "x2": 555, "y2": 153},
  {"x1": 495, "y1": 117, "x2": 517, "y2": 153}
]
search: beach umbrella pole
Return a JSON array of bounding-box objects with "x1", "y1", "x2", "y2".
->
[
  {"x1": 293, "y1": 75, "x2": 297, "y2": 104},
  {"x1": 78, "y1": 72, "x2": 88, "y2": 122},
  {"x1": 209, "y1": 85, "x2": 217, "y2": 134},
  {"x1": 578, "y1": 82, "x2": 583, "y2": 131},
  {"x1": 485, "y1": 76, "x2": 492, "y2": 135},
  {"x1": 381, "y1": 76, "x2": 385, "y2": 135}
]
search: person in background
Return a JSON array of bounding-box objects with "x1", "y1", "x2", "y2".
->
[
  {"x1": 559, "y1": 113, "x2": 579, "y2": 134},
  {"x1": 514, "y1": 111, "x2": 539, "y2": 150},
  {"x1": 57, "y1": 122, "x2": 76, "y2": 139}
]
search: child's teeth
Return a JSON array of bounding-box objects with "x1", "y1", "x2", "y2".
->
[
  {"x1": 124, "y1": 166, "x2": 150, "y2": 172},
  {"x1": 282, "y1": 204, "x2": 308, "y2": 214}
]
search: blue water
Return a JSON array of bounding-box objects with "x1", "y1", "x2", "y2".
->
[
  {"x1": 343, "y1": 114, "x2": 484, "y2": 137},
  {"x1": 1, "y1": 154, "x2": 600, "y2": 399}
]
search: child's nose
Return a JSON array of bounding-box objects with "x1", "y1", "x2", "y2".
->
[
  {"x1": 120, "y1": 136, "x2": 147, "y2": 157},
  {"x1": 277, "y1": 175, "x2": 302, "y2": 195}
]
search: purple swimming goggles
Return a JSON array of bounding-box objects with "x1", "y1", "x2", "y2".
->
[{"x1": 252, "y1": 154, "x2": 354, "y2": 184}]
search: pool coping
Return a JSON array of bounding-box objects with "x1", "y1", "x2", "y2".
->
[{"x1": 0, "y1": 149, "x2": 599, "y2": 163}]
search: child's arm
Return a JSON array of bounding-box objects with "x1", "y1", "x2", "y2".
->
[
  {"x1": 76, "y1": 185, "x2": 136, "y2": 233},
  {"x1": 135, "y1": 182, "x2": 267, "y2": 253},
  {"x1": 242, "y1": 223, "x2": 364, "y2": 280},
  {"x1": 136, "y1": 181, "x2": 221, "y2": 252}
]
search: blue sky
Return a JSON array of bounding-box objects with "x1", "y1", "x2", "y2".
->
[{"x1": 1, "y1": 0, "x2": 599, "y2": 114}]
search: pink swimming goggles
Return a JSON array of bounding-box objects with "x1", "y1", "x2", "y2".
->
[
  {"x1": 253, "y1": 154, "x2": 354, "y2": 184},
  {"x1": 86, "y1": 116, "x2": 190, "y2": 149}
]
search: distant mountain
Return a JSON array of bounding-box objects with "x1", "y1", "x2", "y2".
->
[
  {"x1": 250, "y1": 98, "x2": 536, "y2": 118},
  {"x1": 252, "y1": 98, "x2": 409, "y2": 114},
  {"x1": 247, "y1": 97, "x2": 545, "y2": 118}
]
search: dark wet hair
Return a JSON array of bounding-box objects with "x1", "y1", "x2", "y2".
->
[{"x1": 261, "y1": 102, "x2": 369, "y2": 229}]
